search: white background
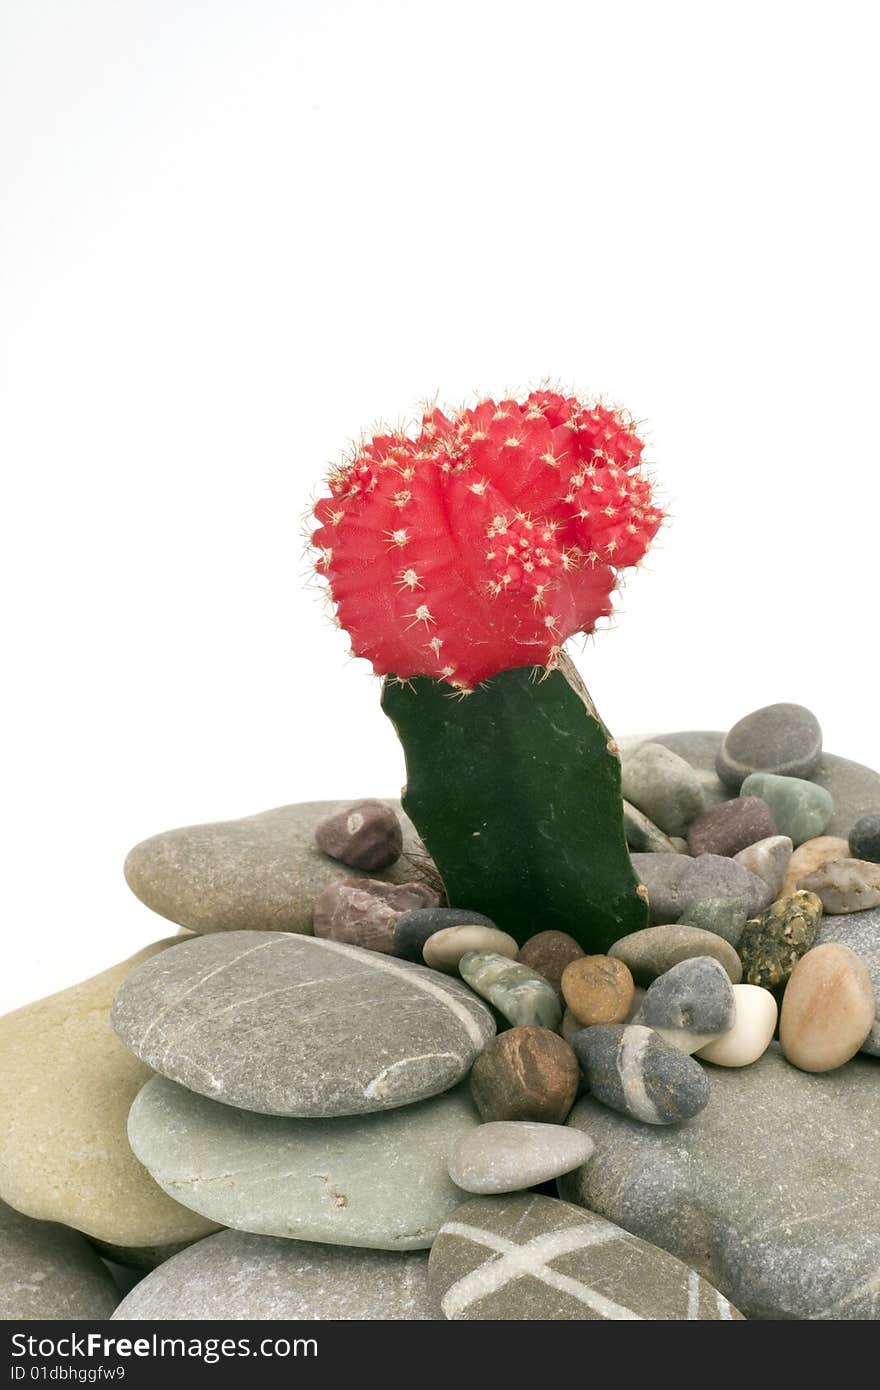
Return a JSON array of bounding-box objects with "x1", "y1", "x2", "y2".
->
[{"x1": 2, "y1": 1, "x2": 878, "y2": 1013}]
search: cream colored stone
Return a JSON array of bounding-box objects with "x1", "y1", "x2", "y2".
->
[
  {"x1": 423, "y1": 924, "x2": 518, "y2": 973},
  {"x1": 781, "y1": 835, "x2": 849, "y2": 897},
  {"x1": 797, "y1": 858, "x2": 880, "y2": 913},
  {"x1": 780, "y1": 944, "x2": 875, "y2": 1073},
  {"x1": 0, "y1": 942, "x2": 219, "y2": 1247},
  {"x1": 696, "y1": 984, "x2": 777, "y2": 1067}
]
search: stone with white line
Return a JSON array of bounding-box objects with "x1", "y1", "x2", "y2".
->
[
  {"x1": 111, "y1": 930, "x2": 494, "y2": 1118},
  {"x1": 428, "y1": 1194, "x2": 743, "y2": 1320},
  {"x1": 571, "y1": 1024, "x2": 710, "y2": 1124}
]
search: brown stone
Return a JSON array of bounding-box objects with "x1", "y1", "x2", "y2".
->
[
  {"x1": 516, "y1": 931, "x2": 584, "y2": 1000},
  {"x1": 781, "y1": 835, "x2": 849, "y2": 898},
  {"x1": 780, "y1": 943, "x2": 875, "y2": 1072},
  {"x1": 561, "y1": 956, "x2": 634, "y2": 1025},
  {"x1": 312, "y1": 878, "x2": 439, "y2": 953},
  {"x1": 314, "y1": 799, "x2": 403, "y2": 871},
  {"x1": 469, "y1": 1027, "x2": 579, "y2": 1124}
]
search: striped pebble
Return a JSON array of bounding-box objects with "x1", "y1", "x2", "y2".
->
[
  {"x1": 571, "y1": 1023, "x2": 709, "y2": 1124},
  {"x1": 429, "y1": 1194, "x2": 743, "y2": 1320}
]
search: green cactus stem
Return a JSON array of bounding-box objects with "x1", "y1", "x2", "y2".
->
[{"x1": 381, "y1": 654, "x2": 648, "y2": 953}]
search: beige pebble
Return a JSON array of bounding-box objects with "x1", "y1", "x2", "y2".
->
[
  {"x1": 796, "y1": 858, "x2": 880, "y2": 914},
  {"x1": 781, "y1": 835, "x2": 849, "y2": 897},
  {"x1": 780, "y1": 943, "x2": 875, "y2": 1073},
  {"x1": 696, "y1": 984, "x2": 778, "y2": 1067},
  {"x1": 561, "y1": 955, "x2": 634, "y2": 1025},
  {"x1": 423, "y1": 924, "x2": 518, "y2": 972}
]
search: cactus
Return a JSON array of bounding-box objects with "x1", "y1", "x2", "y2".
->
[
  {"x1": 310, "y1": 389, "x2": 663, "y2": 953},
  {"x1": 381, "y1": 655, "x2": 648, "y2": 950}
]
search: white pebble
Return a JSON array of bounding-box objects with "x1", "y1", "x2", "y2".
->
[
  {"x1": 695, "y1": 984, "x2": 777, "y2": 1067},
  {"x1": 423, "y1": 924, "x2": 518, "y2": 973}
]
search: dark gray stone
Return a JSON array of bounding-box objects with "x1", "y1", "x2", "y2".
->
[
  {"x1": 112, "y1": 1230, "x2": 436, "y2": 1320},
  {"x1": 0, "y1": 1199, "x2": 119, "y2": 1320},
  {"x1": 571, "y1": 1024, "x2": 710, "y2": 1124},
  {"x1": 313, "y1": 877, "x2": 439, "y2": 953},
  {"x1": 633, "y1": 956, "x2": 735, "y2": 1052},
  {"x1": 686, "y1": 797, "x2": 776, "y2": 858},
  {"x1": 561, "y1": 1045, "x2": 880, "y2": 1320},
  {"x1": 112, "y1": 930, "x2": 494, "y2": 1117},
  {"x1": 716, "y1": 703, "x2": 822, "y2": 790},
  {"x1": 815, "y1": 907, "x2": 880, "y2": 1055},
  {"x1": 394, "y1": 907, "x2": 497, "y2": 961},
  {"x1": 849, "y1": 813, "x2": 880, "y2": 864},
  {"x1": 314, "y1": 799, "x2": 403, "y2": 871}
]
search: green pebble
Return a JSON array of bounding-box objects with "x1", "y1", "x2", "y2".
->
[
  {"x1": 677, "y1": 896, "x2": 751, "y2": 947},
  {"x1": 623, "y1": 801, "x2": 679, "y2": 854},
  {"x1": 459, "y1": 950, "x2": 562, "y2": 1030},
  {"x1": 740, "y1": 772, "x2": 833, "y2": 847}
]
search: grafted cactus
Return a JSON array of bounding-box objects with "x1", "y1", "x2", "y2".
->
[{"x1": 311, "y1": 389, "x2": 663, "y2": 951}]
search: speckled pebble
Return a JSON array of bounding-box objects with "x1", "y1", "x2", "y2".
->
[
  {"x1": 469, "y1": 1028, "x2": 579, "y2": 1124},
  {"x1": 609, "y1": 924, "x2": 742, "y2": 985},
  {"x1": 733, "y1": 836, "x2": 793, "y2": 900},
  {"x1": 633, "y1": 956, "x2": 735, "y2": 1053},
  {"x1": 560, "y1": 956, "x2": 634, "y2": 1026},
  {"x1": 571, "y1": 1024, "x2": 710, "y2": 1125},
  {"x1": 797, "y1": 858, "x2": 880, "y2": 914},
  {"x1": 849, "y1": 813, "x2": 880, "y2": 864},
  {"x1": 0, "y1": 1200, "x2": 119, "y2": 1321},
  {"x1": 740, "y1": 772, "x2": 834, "y2": 848},
  {"x1": 448, "y1": 1122, "x2": 594, "y2": 1195},
  {"x1": 314, "y1": 799, "x2": 403, "y2": 871},
  {"x1": 459, "y1": 951, "x2": 562, "y2": 1030},
  {"x1": 424, "y1": 925, "x2": 518, "y2": 972},
  {"x1": 716, "y1": 703, "x2": 822, "y2": 791},
  {"x1": 738, "y1": 891, "x2": 823, "y2": 989},
  {"x1": 686, "y1": 797, "x2": 776, "y2": 858}
]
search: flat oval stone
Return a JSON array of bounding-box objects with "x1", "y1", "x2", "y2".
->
[
  {"x1": 797, "y1": 858, "x2": 880, "y2": 913},
  {"x1": 609, "y1": 924, "x2": 742, "y2": 985},
  {"x1": 815, "y1": 907, "x2": 880, "y2": 1055},
  {"x1": 112, "y1": 1230, "x2": 436, "y2": 1320},
  {"x1": 470, "y1": 1028, "x2": 579, "y2": 1124},
  {"x1": 677, "y1": 896, "x2": 750, "y2": 947},
  {"x1": 571, "y1": 1024, "x2": 710, "y2": 1125},
  {"x1": 780, "y1": 944, "x2": 874, "y2": 1072},
  {"x1": 740, "y1": 772, "x2": 834, "y2": 847},
  {"x1": 424, "y1": 925, "x2": 518, "y2": 973},
  {"x1": 459, "y1": 950, "x2": 561, "y2": 1029},
  {"x1": 516, "y1": 930, "x2": 584, "y2": 1000},
  {"x1": 313, "y1": 877, "x2": 439, "y2": 953},
  {"x1": 314, "y1": 799, "x2": 403, "y2": 871},
  {"x1": 124, "y1": 799, "x2": 436, "y2": 935},
  {"x1": 623, "y1": 801, "x2": 680, "y2": 854},
  {"x1": 733, "y1": 835, "x2": 793, "y2": 900},
  {"x1": 621, "y1": 742, "x2": 705, "y2": 837},
  {"x1": 128, "y1": 1076, "x2": 478, "y2": 1250},
  {"x1": 112, "y1": 930, "x2": 494, "y2": 1117},
  {"x1": 633, "y1": 956, "x2": 735, "y2": 1053},
  {"x1": 630, "y1": 853, "x2": 693, "y2": 923},
  {"x1": 695, "y1": 984, "x2": 778, "y2": 1067},
  {"x1": 394, "y1": 906, "x2": 496, "y2": 961},
  {"x1": 0, "y1": 1199, "x2": 119, "y2": 1320},
  {"x1": 560, "y1": 955, "x2": 634, "y2": 1025},
  {"x1": 448, "y1": 1122, "x2": 594, "y2": 1194},
  {"x1": 716, "y1": 703, "x2": 822, "y2": 791},
  {"x1": 738, "y1": 891, "x2": 822, "y2": 989},
  {"x1": 0, "y1": 943, "x2": 218, "y2": 1248},
  {"x1": 782, "y1": 835, "x2": 850, "y2": 897},
  {"x1": 849, "y1": 813, "x2": 880, "y2": 864},
  {"x1": 561, "y1": 1045, "x2": 880, "y2": 1319},
  {"x1": 686, "y1": 797, "x2": 776, "y2": 858},
  {"x1": 678, "y1": 854, "x2": 772, "y2": 917},
  {"x1": 429, "y1": 1194, "x2": 742, "y2": 1320}
]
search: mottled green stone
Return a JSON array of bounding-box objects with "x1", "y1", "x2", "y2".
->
[
  {"x1": 738, "y1": 891, "x2": 823, "y2": 989},
  {"x1": 623, "y1": 801, "x2": 680, "y2": 854},
  {"x1": 677, "y1": 896, "x2": 751, "y2": 947},
  {"x1": 740, "y1": 772, "x2": 834, "y2": 848},
  {"x1": 459, "y1": 950, "x2": 562, "y2": 1029}
]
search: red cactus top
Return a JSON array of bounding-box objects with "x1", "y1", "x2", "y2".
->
[{"x1": 312, "y1": 389, "x2": 662, "y2": 690}]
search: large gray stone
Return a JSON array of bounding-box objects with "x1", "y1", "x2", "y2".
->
[
  {"x1": 561, "y1": 1045, "x2": 880, "y2": 1319},
  {"x1": 0, "y1": 1199, "x2": 119, "y2": 1320},
  {"x1": 112, "y1": 930, "x2": 494, "y2": 1117},
  {"x1": 124, "y1": 800, "x2": 438, "y2": 935},
  {"x1": 112, "y1": 1229, "x2": 436, "y2": 1320},
  {"x1": 128, "y1": 1076, "x2": 478, "y2": 1250},
  {"x1": 815, "y1": 907, "x2": 880, "y2": 1055}
]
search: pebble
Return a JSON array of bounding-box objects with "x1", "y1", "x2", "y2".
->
[
  {"x1": 112, "y1": 1231, "x2": 436, "y2": 1320},
  {"x1": 124, "y1": 799, "x2": 436, "y2": 935},
  {"x1": 128, "y1": 1076, "x2": 478, "y2": 1250},
  {"x1": 740, "y1": 772, "x2": 834, "y2": 847},
  {"x1": 393, "y1": 906, "x2": 496, "y2": 961},
  {"x1": 738, "y1": 891, "x2": 822, "y2": 989},
  {"x1": 716, "y1": 703, "x2": 822, "y2": 790},
  {"x1": 849, "y1": 813, "x2": 880, "y2": 864},
  {"x1": 561, "y1": 1045, "x2": 879, "y2": 1319},
  {"x1": 797, "y1": 858, "x2": 880, "y2": 914},
  {"x1": 0, "y1": 1199, "x2": 119, "y2": 1320},
  {"x1": 623, "y1": 800, "x2": 680, "y2": 854},
  {"x1": 428, "y1": 1194, "x2": 742, "y2": 1320},
  {"x1": 313, "y1": 877, "x2": 439, "y2": 953},
  {"x1": 609, "y1": 924, "x2": 742, "y2": 985},
  {"x1": 112, "y1": 930, "x2": 494, "y2": 1117},
  {"x1": 781, "y1": 835, "x2": 850, "y2": 897},
  {"x1": 669, "y1": 836, "x2": 690, "y2": 853},
  {"x1": 620, "y1": 742, "x2": 705, "y2": 837},
  {"x1": 0, "y1": 943, "x2": 218, "y2": 1248},
  {"x1": 633, "y1": 956, "x2": 736, "y2": 1053},
  {"x1": 459, "y1": 950, "x2": 562, "y2": 1029},
  {"x1": 571, "y1": 1023, "x2": 710, "y2": 1124},
  {"x1": 695, "y1": 984, "x2": 778, "y2": 1066},
  {"x1": 424, "y1": 924, "x2": 518, "y2": 972},
  {"x1": 630, "y1": 852, "x2": 693, "y2": 923},
  {"x1": 448, "y1": 1122, "x2": 594, "y2": 1194},
  {"x1": 686, "y1": 796, "x2": 776, "y2": 858},
  {"x1": 678, "y1": 854, "x2": 772, "y2": 916},
  {"x1": 677, "y1": 896, "x2": 750, "y2": 947},
  {"x1": 516, "y1": 930, "x2": 584, "y2": 1000},
  {"x1": 733, "y1": 835, "x2": 793, "y2": 899},
  {"x1": 469, "y1": 1027, "x2": 579, "y2": 1124},
  {"x1": 815, "y1": 907, "x2": 880, "y2": 1055},
  {"x1": 560, "y1": 955, "x2": 634, "y2": 1025},
  {"x1": 314, "y1": 798, "x2": 403, "y2": 871},
  {"x1": 780, "y1": 944, "x2": 875, "y2": 1072}
]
